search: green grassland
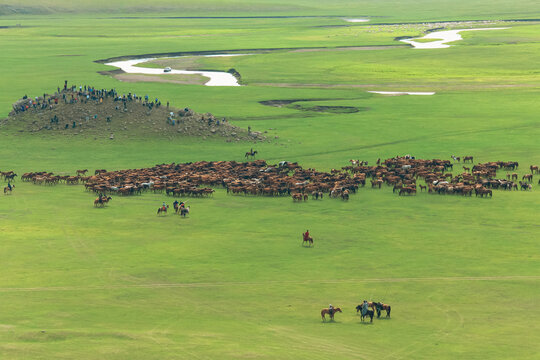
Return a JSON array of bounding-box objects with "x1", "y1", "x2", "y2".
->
[{"x1": 0, "y1": 4, "x2": 539, "y2": 359}]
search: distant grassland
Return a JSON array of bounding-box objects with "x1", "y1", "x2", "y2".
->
[
  {"x1": 0, "y1": 6, "x2": 539, "y2": 360},
  {"x1": 2, "y1": 0, "x2": 540, "y2": 21}
]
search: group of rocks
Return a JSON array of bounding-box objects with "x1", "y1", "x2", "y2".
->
[{"x1": 2, "y1": 82, "x2": 263, "y2": 141}]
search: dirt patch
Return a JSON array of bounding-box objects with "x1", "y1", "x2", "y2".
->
[
  {"x1": 290, "y1": 46, "x2": 402, "y2": 53},
  {"x1": 260, "y1": 99, "x2": 365, "y2": 114},
  {"x1": 292, "y1": 105, "x2": 361, "y2": 114}
]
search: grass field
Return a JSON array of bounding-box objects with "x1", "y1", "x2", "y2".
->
[{"x1": 0, "y1": 2, "x2": 539, "y2": 359}]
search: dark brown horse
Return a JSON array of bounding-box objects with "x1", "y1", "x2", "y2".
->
[
  {"x1": 376, "y1": 302, "x2": 391, "y2": 318},
  {"x1": 321, "y1": 307, "x2": 342, "y2": 321}
]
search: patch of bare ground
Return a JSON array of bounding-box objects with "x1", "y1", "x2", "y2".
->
[
  {"x1": 289, "y1": 45, "x2": 403, "y2": 53},
  {"x1": 113, "y1": 73, "x2": 208, "y2": 85},
  {"x1": 259, "y1": 99, "x2": 365, "y2": 114}
]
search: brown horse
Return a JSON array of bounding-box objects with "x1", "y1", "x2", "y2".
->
[
  {"x1": 463, "y1": 156, "x2": 474, "y2": 163},
  {"x1": 321, "y1": 307, "x2": 342, "y2": 322},
  {"x1": 376, "y1": 302, "x2": 391, "y2": 318},
  {"x1": 94, "y1": 196, "x2": 111, "y2": 207},
  {"x1": 3, "y1": 185, "x2": 14, "y2": 195},
  {"x1": 76, "y1": 169, "x2": 88, "y2": 176},
  {"x1": 157, "y1": 205, "x2": 169, "y2": 215}
]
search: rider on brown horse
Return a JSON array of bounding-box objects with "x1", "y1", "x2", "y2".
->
[
  {"x1": 303, "y1": 230, "x2": 312, "y2": 242},
  {"x1": 328, "y1": 304, "x2": 334, "y2": 316}
]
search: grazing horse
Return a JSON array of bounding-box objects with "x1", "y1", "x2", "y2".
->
[
  {"x1": 157, "y1": 205, "x2": 169, "y2": 215},
  {"x1": 463, "y1": 156, "x2": 474, "y2": 163},
  {"x1": 355, "y1": 305, "x2": 374, "y2": 323},
  {"x1": 376, "y1": 302, "x2": 391, "y2": 318},
  {"x1": 3, "y1": 185, "x2": 14, "y2": 195},
  {"x1": 180, "y1": 206, "x2": 190, "y2": 217},
  {"x1": 321, "y1": 307, "x2": 342, "y2": 322},
  {"x1": 522, "y1": 174, "x2": 533, "y2": 182},
  {"x1": 245, "y1": 150, "x2": 258, "y2": 159}
]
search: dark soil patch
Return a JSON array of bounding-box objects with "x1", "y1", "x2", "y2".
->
[
  {"x1": 291, "y1": 105, "x2": 362, "y2": 114},
  {"x1": 259, "y1": 98, "x2": 365, "y2": 114},
  {"x1": 259, "y1": 99, "x2": 330, "y2": 107},
  {"x1": 98, "y1": 69, "x2": 125, "y2": 76}
]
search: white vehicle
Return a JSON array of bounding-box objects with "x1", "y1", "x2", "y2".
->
[{"x1": 163, "y1": 67, "x2": 172, "y2": 73}]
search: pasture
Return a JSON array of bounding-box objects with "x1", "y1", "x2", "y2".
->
[{"x1": 0, "y1": 1, "x2": 539, "y2": 359}]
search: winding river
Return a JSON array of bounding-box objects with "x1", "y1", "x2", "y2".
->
[
  {"x1": 400, "y1": 27, "x2": 509, "y2": 49},
  {"x1": 103, "y1": 27, "x2": 509, "y2": 89},
  {"x1": 105, "y1": 54, "x2": 249, "y2": 86}
]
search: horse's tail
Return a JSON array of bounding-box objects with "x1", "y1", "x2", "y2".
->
[{"x1": 387, "y1": 305, "x2": 391, "y2": 317}]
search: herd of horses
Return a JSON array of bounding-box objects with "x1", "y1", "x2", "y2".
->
[
  {"x1": 320, "y1": 302, "x2": 392, "y2": 322},
  {"x1": 5, "y1": 156, "x2": 538, "y2": 202}
]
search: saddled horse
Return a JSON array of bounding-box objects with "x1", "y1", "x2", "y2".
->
[
  {"x1": 3, "y1": 185, "x2": 14, "y2": 195},
  {"x1": 376, "y1": 302, "x2": 391, "y2": 318},
  {"x1": 302, "y1": 233, "x2": 313, "y2": 247},
  {"x1": 321, "y1": 307, "x2": 342, "y2": 322},
  {"x1": 173, "y1": 201, "x2": 184, "y2": 213},
  {"x1": 355, "y1": 305, "x2": 374, "y2": 323},
  {"x1": 180, "y1": 206, "x2": 190, "y2": 217},
  {"x1": 157, "y1": 205, "x2": 169, "y2": 215},
  {"x1": 94, "y1": 196, "x2": 111, "y2": 207},
  {"x1": 245, "y1": 150, "x2": 258, "y2": 159}
]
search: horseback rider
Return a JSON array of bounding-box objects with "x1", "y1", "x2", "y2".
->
[
  {"x1": 7, "y1": 182, "x2": 12, "y2": 191},
  {"x1": 361, "y1": 300, "x2": 369, "y2": 316},
  {"x1": 162, "y1": 202, "x2": 166, "y2": 209},
  {"x1": 329, "y1": 304, "x2": 334, "y2": 316},
  {"x1": 173, "y1": 200, "x2": 179, "y2": 209},
  {"x1": 303, "y1": 230, "x2": 311, "y2": 242}
]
